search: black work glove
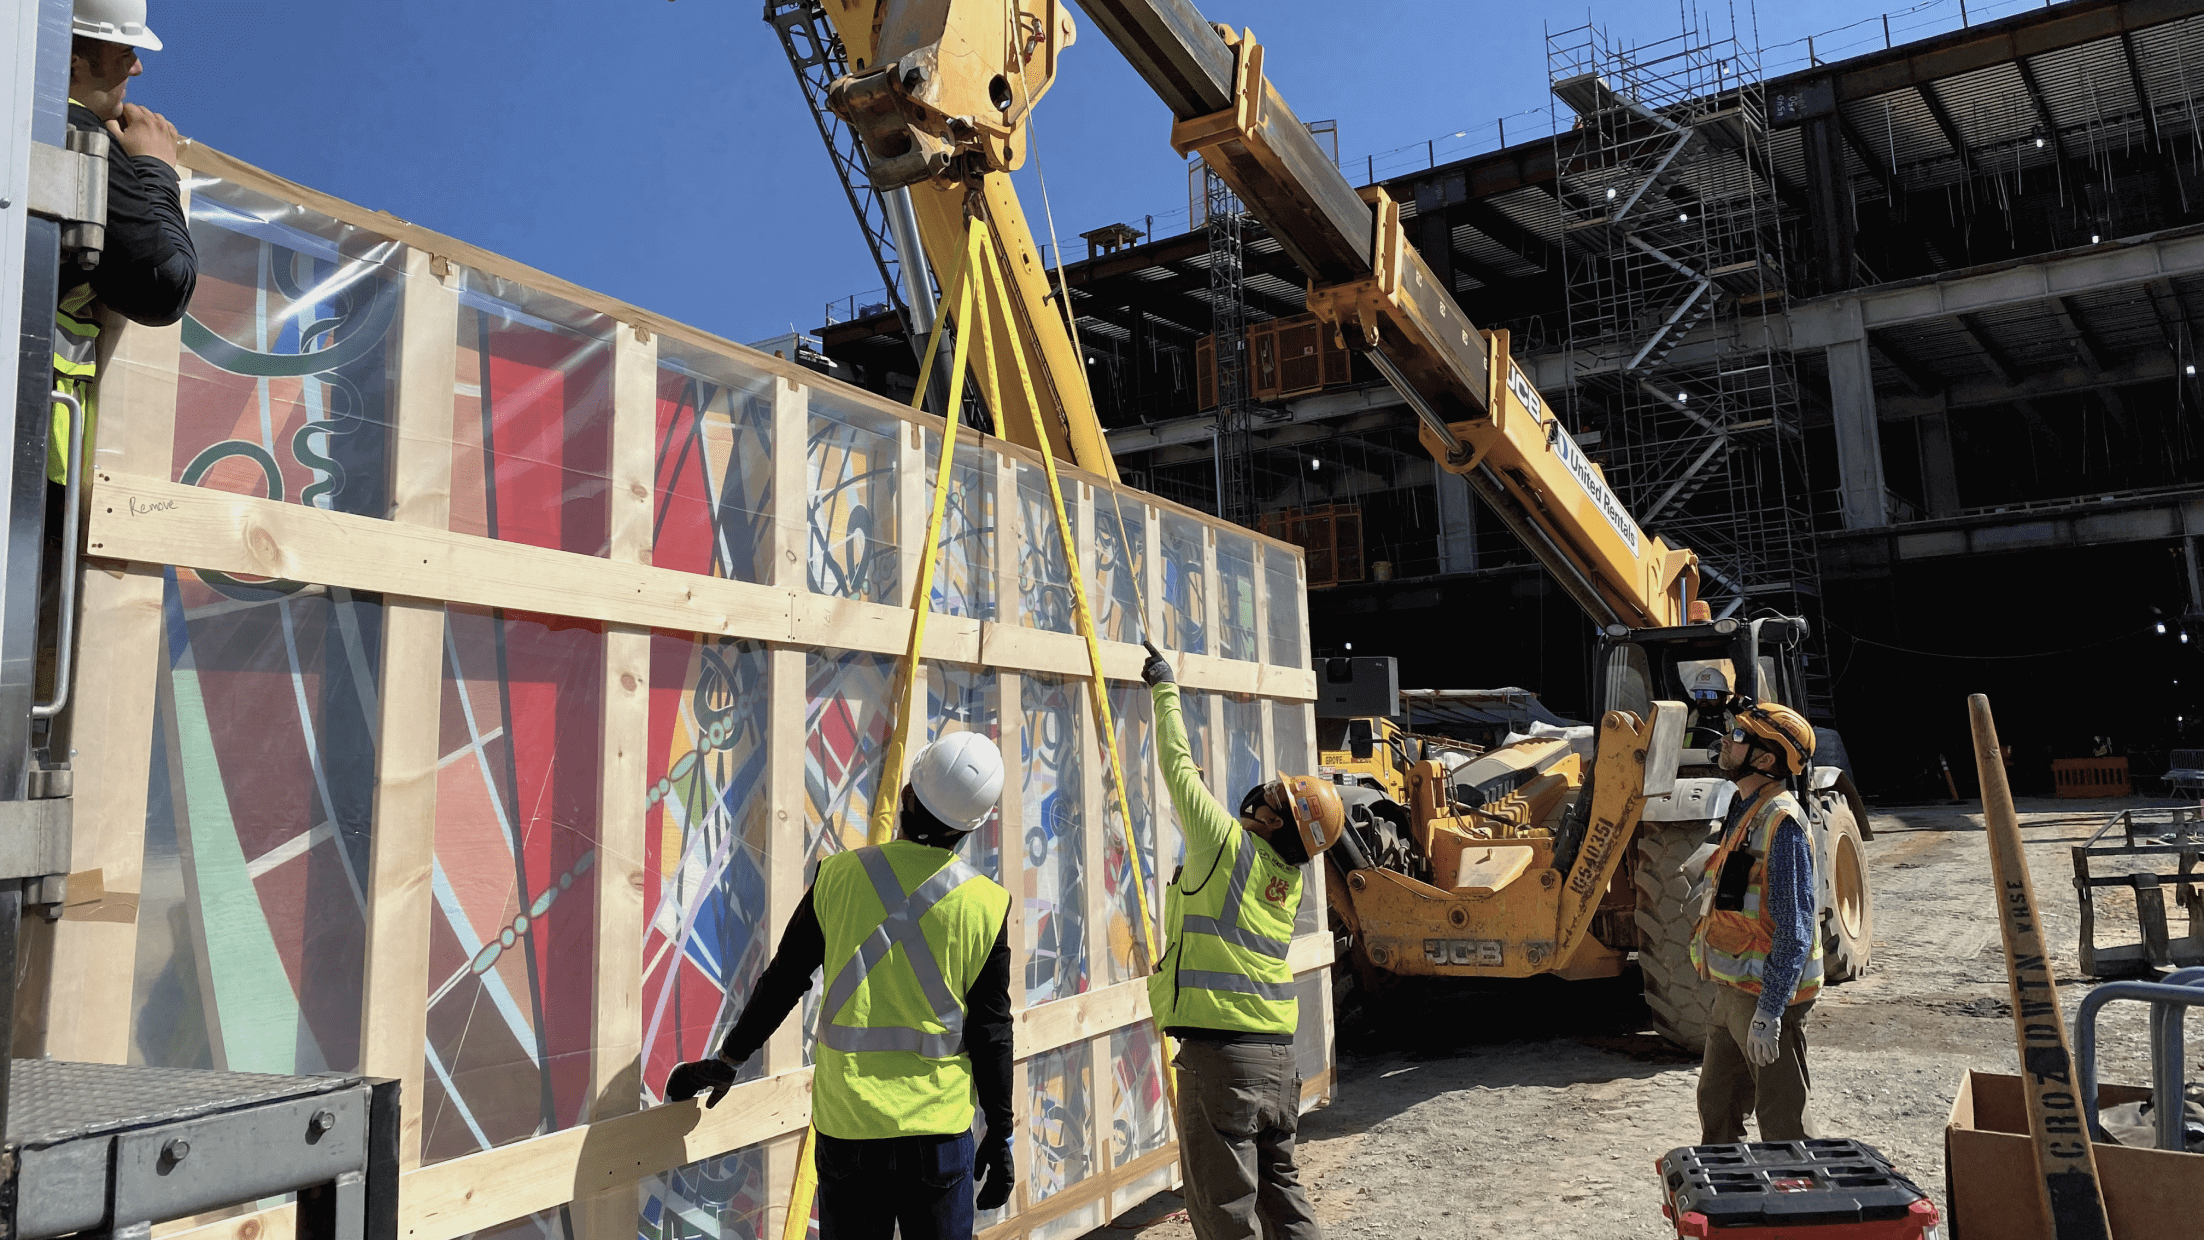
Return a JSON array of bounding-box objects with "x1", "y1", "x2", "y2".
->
[
  {"x1": 663, "y1": 1057, "x2": 738, "y2": 1107},
  {"x1": 1140, "y1": 640, "x2": 1174, "y2": 687},
  {"x1": 975, "y1": 1131, "x2": 1015, "y2": 1211}
]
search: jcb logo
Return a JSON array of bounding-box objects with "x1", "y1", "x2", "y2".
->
[{"x1": 1263, "y1": 877, "x2": 1291, "y2": 905}]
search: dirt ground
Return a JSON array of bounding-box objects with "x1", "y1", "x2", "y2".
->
[{"x1": 1091, "y1": 795, "x2": 2195, "y2": 1240}]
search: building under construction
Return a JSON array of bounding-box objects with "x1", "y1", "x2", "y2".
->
[{"x1": 821, "y1": 0, "x2": 2204, "y2": 796}]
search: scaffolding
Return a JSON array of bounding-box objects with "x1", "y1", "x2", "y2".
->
[
  {"x1": 1548, "y1": 16, "x2": 1829, "y2": 709},
  {"x1": 1206, "y1": 166, "x2": 1257, "y2": 524}
]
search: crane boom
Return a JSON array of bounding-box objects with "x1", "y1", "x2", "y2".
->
[
  {"x1": 822, "y1": 0, "x2": 1699, "y2": 628},
  {"x1": 1079, "y1": 0, "x2": 1699, "y2": 629}
]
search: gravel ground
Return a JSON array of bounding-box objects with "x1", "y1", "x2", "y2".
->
[{"x1": 1091, "y1": 795, "x2": 2194, "y2": 1240}]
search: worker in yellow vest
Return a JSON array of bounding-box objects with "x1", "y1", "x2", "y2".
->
[
  {"x1": 1690, "y1": 700, "x2": 1825, "y2": 1144},
  {"x1": 54, "y1": 0, "x2": 196, "y2": 485},
  {"x1": 44, "y1": 2, "x2": 195, "y2": 719},
  {"x1": 663, "y1": 733, "x2": 1016, "y2": 1239},
  {"x1": 1140, "y1": 641, "x2": 1342, "y2": 1240}
]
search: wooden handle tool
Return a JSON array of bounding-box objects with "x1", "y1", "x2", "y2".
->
[{"x1": 1968, "y1": 694, "x2": 2112, "y2": 1240}]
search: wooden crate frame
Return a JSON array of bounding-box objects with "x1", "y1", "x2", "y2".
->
[{"x1": 46, "y1": 142, "x2": 1331, "y2": 1240}]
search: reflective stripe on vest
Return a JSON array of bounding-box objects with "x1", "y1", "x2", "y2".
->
[
  {"x1": 816, "y1": 846, "x2": 982, "y2": 1058},
  {"x1": 51, "y1": 285, "x2": 101, "y2": 485},
  {"x1": 1178, "y1": 841, "x2": 1293, "y2": 961},
  {"x1": 1150, "y1": 825, "x2": 1300, "y2": 1035},
  {"x1": 1690, "y1": 790, "x2": 1824, "y2": 1004},
  {"x1": 54, "y1": 284, "x2": 99, "y2": 378}
]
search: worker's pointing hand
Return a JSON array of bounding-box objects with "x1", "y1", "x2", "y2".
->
[
  {"x1": 1140, "y1": 640, "x2": 1174, "y2": 687},
  {"x1": 1743, "y1": 1012, "x2": 1782, "y2": 1068},
  {"x1": 664, "y1": 1057, "x2": 738, "y2": 1107},
  {"x1": 975, "y1": 1131, "x2": 1015, "y2": 1211},
  {"x1": 107, "y1": 103, "x2": 179, "y2": 168}
]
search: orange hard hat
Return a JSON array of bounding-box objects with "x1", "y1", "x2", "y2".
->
[{"x1": 1275, "y1": 772, "x2": 1345, "y2": 857}]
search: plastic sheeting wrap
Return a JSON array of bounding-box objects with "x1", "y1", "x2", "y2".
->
[
  {"x1": 1021, "y1": 673, "x2": 1087, "y2": 1007},
  {"x1": 426, "y1": 605, "x2": 604, "y2": 1163},
  {"x1": 925, "y1": 434, "x2": 996, "y2": 620},
  {"x1": 1103, "y1": 683, "x2": 1161, "y2": 987},
  {"x1": 653, "y1": 346, "x2": 777, "y2": 585},
  {"x1": 129, "y1": 570, "x2": 384, "y2": 1073},
  {"x1": 173, "y1": 181, "x2": 401, "y2": 518},
  {"x1": 1016, "y1": 464, "x2": 1076, "y2": 634},
  {"x1": 1093, "y1": 501, "x2": 1147, "y2": 647},
  {"x1": 1217, "y1": 534, "x2": 1259, "y2": 662},
  {"x1": 451, "y1": 275, "x2": 615, "y2": 557},
  {"x1": 807, "y1": 392, "x2": 901, "y2": 604},
  {"x1": 75, "y1": 154, "x2": 1324, "y2": 1240}
]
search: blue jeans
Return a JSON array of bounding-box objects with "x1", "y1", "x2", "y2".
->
[{"x1": 815, "y1": 1130, "x2": 976, "y2": 1240}]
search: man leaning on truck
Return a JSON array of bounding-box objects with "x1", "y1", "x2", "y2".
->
[{"x1": 1140, "y1": 640, "x2": 1343, "y2": 1240}]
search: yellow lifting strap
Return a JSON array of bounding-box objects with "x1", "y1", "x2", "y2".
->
[{"x1": 781, "y1": 218, "x2": 1171, "y2": 1240}]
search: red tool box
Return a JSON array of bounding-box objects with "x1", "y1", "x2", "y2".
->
[{"x1": 1656, "y1": 1140, "x2": 1940, "y2": 1238}]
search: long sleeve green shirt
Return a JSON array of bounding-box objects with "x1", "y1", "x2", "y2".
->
[{"x1": 1151, "y1": 681, "x2": 1239, "y2": 878}]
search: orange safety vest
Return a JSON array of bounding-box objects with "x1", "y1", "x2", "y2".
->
[{"x1": 1689, "y1": 787, "x2": 1823, "y2": 1005}]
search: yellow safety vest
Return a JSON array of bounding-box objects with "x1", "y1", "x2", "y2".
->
[
  {"x1": 1690, "y1": 788, "x2": 1824, "y2": 1005},
  {"x1": 51, "y1": 282, "x2": 100, "y2": 485},
  {"x1": 1148, "y1": 822, "x2": 1300, "y2": 1036},
  {"x1": 812, "y1": 840, "x2": 1010, "y2": 1140}
]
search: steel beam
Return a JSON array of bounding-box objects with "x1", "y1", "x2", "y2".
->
[
  {"x1": 1080, "y1": 0, "x2": 1376, "y2": 281},
  {"x1": 1796, "y1": 0, "x2": 2204, "y2": 107},
  {"x1": 1915, "y1": 81, "x2": 1977, "y2": 183},
  {"x1": 1867, "y1": 332, "x2": 1942, "y2": 396},
  {"x1": 1955, "y1": 312, "x2": 2024, "y2": 385},
  {"x1": 2121, "y1": 30, "x2": 2166, "y2": 153},
  {"x1": 2054, "y1": 295, "x2": 2119, "y2": 372},
  {"x1": 1789, "y1": 223, "x2": 2204, "y2": 342}
]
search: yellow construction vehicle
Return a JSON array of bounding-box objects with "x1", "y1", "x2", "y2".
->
[
  {"x1": 809, "y1": 0, "x2": 1873, "y2": 1050},
  {"x1": 1316, "y1": 715, "x2": 1486, "y2": 805}
]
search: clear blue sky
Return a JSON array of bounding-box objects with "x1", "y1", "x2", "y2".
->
[{"x1": 134, "y1": 0, "x2": 2037, "y2": 346}]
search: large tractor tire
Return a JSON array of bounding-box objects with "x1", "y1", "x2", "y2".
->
[
  {"x1": 1816, "y1": 791, "x2": 1875, "y2": 982},
  {"x1": 1634, "y1": 819, "x2": 1727, "y2": 1053}
]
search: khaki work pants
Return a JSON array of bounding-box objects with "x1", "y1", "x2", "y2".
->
[
  {"x1": 1697, "y1": 984, "x2": 1817, "y2": 1145},
  {"x1": 1172, "y1": 1038, "x2": 1320, "y2": 1240}
]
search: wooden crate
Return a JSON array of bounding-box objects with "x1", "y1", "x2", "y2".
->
[{"x1": 40, "y1": 141, "x2": 1330, "y2": 1240}]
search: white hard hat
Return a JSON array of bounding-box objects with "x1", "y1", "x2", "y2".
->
[
  {"x1": 909, "y1": 733, "x2": 1004, "y2": 832},
  {"x1": 74, "y1": 0, "x2": 163, "y2": 52}
]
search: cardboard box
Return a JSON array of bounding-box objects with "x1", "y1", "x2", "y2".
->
[{"x1": 1945, "y1": 1070, "x2": 2203, "y2": 1238}]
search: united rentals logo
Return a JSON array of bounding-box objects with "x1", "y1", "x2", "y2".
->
[{"x1": 1263, "y1": 877, "x2": 1292, "y2": 905}]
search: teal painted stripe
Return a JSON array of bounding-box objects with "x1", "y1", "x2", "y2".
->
[{"x1": 171, "y1": 666, "x2": 313, "y2": 1074}]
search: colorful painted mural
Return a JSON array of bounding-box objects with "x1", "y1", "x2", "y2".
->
[
  {"x1": 423, "y1": 605, "x2": 603, "y2": 1164},
  {"x1": 127, "y1": 570, "x2": 383, "y2": 1073},
  {"x1": 1092, "y1": 500, "x2": 1148, "y2": 647},
  {"x1": 653, "y1": 346, "x2": 776, "y2": 585},
  {"x1": 1217, "y1": 532, "x2": 1258, "y2": 662},
  {"x1": 1109, "y1": 1022, "x2": 1169, "y2": 1168},
  {"x1": 1016, "y1": 464, "x2": 1076, "y2": 634},
  {"x1": 450, "y1": 272, "x2": 615, "y2": 557},
  {"x1": 1102, "y1": 682, "x2": 1159, "y2": 986},
  {"x1": 1160, "y1": 514, "x2": 1207, "y2": 655},
  {"x1": 807, "y1": 392, "x2": 901, "y2": 604},
  {"x1": 639, "y1": 1143, "x2": 772, "y2": 1240},
  {"x1": 925, "y1": 433, "x2": 995, "y2": 620},
  {"x1": 1265, "y1": 545, "x2": 1303, "y2": 668},
  {"x1": 1021, "y1": 674, "x2": 1088, "y2": 1006},
  {"x1": 172, "y1": 181, "x2": 401, "y2": 521},
  {"x1": 1027, "y1": 1042, "x2": 1093, "y2": 1204}
]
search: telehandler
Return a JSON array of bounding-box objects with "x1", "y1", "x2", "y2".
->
[{"x1": 806, "y1": 0, "x2": 1874, "y2": 1049}]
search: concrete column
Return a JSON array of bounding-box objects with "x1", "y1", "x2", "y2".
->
[
  {"x1": 1436, "y1": 467, "x2": 1478, "y2": 573},
  {"x1": 1823, "y1": 300, "x2": 1889, "y2": 530},
  {"x1": 1917, "y1": 411, "x2": 1962, "y2": 518}
]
